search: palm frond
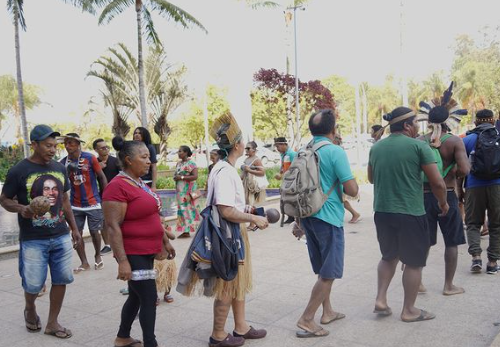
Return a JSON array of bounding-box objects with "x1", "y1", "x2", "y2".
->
[
  {"x1": 248, "y1": 1, "x2": 280, "y2": 10},
  {"x1": 60, "y1": 0, "x2": 97, "y2": 14},
  {"x1": 98, "y1": 0, "x2": 134, "y2": 25},
  {"x1": 7, "y1": 0, "x2": 27, "y2": 31},
  {"x1": 149, "y1": 0, "x2": 207, "y2": 33},
  {"x1": 142, "y1": 6, "x2": 163, "y2": 48}
]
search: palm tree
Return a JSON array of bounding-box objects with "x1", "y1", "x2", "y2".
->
[
  {"x1": 7, "y1": 0, "x2": 94, "y2": 157},
  {"x1": 94, "y1": 0, "x2": 206, "y2": 128},
  {"x1": 88, "y1": 43, "x2": 187, "y2": 159}
]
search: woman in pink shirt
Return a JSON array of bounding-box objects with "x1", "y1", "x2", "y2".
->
[{"x1": 103, "y1": 137, "x2": 175, "y2": 347}]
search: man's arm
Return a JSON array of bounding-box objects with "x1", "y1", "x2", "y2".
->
[
  {"x1": 343, "y1": 179, "x2": 359, "y2": 198},
  {"x1": 151, "y1": 163, "x2": 157, "y2": 190},
  {"x1": 453, "y1": 138, "x2": 470, "y2": 178},
  {"x1": 367, "y1": 165, "x2": 373, "y2": 184},
  {"x1": 0, "y1": 193, "x2": 33, "y2": 219},
  {"x1": 96, "y1": 170, "x2": 108, "y2": 192},
  {"x1": 62, "y1": 191, "x2": 82, "y2": 247},
  {"x1": 422, "y1": 163, "x2": 449, "y2": 215}
]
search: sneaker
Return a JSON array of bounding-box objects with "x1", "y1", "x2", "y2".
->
[
  {"x1": 100, "y1": 245, "x2": 112, "y2": 254},
  {"x1": 486, "y1": 263, "x2": 498, "y2": 275},
  {"x1": 470, "y1": 259, "x2": 482, "y2": 273}
]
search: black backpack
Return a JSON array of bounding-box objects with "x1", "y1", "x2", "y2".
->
[{"x1": 470, "y1": 127, "x2": 500, "y2": 180}]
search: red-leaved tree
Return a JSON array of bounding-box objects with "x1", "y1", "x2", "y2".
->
[{"x1": 252, "y1": 68, "x2": 336, "y2": 145}]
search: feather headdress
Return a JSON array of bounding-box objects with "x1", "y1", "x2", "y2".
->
[
  {"x1": 417, "y1": 82, "x2": 467, "y2": 147},
  {"x1": 209, "y1": 111, "x2": 243, "y2": 149}
]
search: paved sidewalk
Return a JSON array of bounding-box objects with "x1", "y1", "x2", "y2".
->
[{"x1": 0, "y1": 185, "x2": 499, "y2": 347}]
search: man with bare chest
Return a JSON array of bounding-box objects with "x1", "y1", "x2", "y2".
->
[{"x1": 419, "y1": 104, "x2": 470, "y2": 295}]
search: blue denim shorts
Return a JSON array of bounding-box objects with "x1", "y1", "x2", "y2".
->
[
  {"x1": 19, "y1": 233, "x2": 74, "y2": 294},
  {"x1": 300, "y1": 217, "x2": 345, "y2": 279}
]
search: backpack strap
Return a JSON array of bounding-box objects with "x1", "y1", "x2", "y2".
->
[{"x1": 310, "y1": 140, "x2": 340, "y2": 199}]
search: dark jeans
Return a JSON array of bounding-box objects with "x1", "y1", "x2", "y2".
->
[
  {"x1": 465, "y1": 185, "x2": 500, "y2": 261},
  {"x1": 117, "y1": 255, "x2": 158, "y2": 347}
]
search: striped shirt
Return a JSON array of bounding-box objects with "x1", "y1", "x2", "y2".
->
[{"x1": 61, "y1": 152, "x2": 102, "y2": 209}]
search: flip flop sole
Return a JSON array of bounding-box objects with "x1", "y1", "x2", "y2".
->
[{"x1": 296, "y1": 329, "x2": 330, "y2": 338}]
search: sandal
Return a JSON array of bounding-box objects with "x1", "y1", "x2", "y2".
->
[
  {"x1": 73, "y1": 266, "x2": 88, "y2": 274},
  {"x1": 164, "y1": 294, "x2": 174, "y2": 303},
  {"x1": 44, "y1": 327, "x2": 73, "y2": 339},
  {"x1": 24, "y1": 310, "x2": 41, "y2": 332},
  {"x1": 94, "y1": 261, "x2": 104, "y2": 270}
]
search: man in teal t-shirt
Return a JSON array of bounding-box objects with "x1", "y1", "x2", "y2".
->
[
  {"x1": 368, "y1": 106, "x2": 448, "y2": 323},
  {"x1": 275, "y1": 137, "x2": 296, "y2": 224},
  {"x1": 295, "y1": 109, "x2": 358, "y2": 338}
]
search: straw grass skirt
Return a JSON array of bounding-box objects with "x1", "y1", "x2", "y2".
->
[
  {"x1": 183, "y1": 224, "x2": 252, "y2": 301},
  {"x1": 154, "y1": 258, "x2": 178, "y2": 293}
]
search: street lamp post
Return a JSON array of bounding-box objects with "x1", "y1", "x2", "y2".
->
[{"x1": 288, "y1": 4, "x2": 304, "y2": 148}]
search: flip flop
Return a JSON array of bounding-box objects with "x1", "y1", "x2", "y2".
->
[
  {"x1": 164, "y1": 294, "x2": 174, "y2": 303},
  {"x1": 320, "y1": 312, "x2": 346, "y2": 324},
  {"x1": 114, "y1": 339, "x2": 143, "y2": 347},
  {"x1": 94, "y1": 261, "x2": 104, "y2": 270},
  {"x1": 401, "y1": 309, "x2": 436, "y2": 323},
  {"x1": 44, "y1": 327, "x2": 73, "y2": 339},
  {"x1": 348, "y1": 217, "x2": 363, "y2": 224},
  {"x1": 373, "y1": 306, "x2": 392, "y2": 316},
  {"x1": 24, "y1": 310, "x2": 41, "y2": 332},
  {"x1": 73, "y1": 267, "x2": 87, "y2": 274},
  {"x1": 296, "y1": 327, "x2": 329, "y2": 338}
]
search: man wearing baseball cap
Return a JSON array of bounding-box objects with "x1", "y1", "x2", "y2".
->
[
  {"x1": 0, "y1": 124, "x2": 82, "y2": 338},
  {"x1": 60, "y1": 133, "x2": 108, "y2": 273},
  {"x1": 274, "y1": 137, "x2": 296, "y2": 224}
]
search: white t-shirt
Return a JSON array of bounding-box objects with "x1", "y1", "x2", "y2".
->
[{"x1": 206, "y1": 160, "x2": 245, "y2": 212}]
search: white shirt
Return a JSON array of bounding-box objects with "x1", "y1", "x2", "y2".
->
[{"x1": 206, "y1": 160, "x2": 245, "y2": 212}]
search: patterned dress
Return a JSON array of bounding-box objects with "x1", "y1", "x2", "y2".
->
[{"x1": 175, "y1": 160, "x2": 201, "y2": 233}]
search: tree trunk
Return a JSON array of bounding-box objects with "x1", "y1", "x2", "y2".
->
[
  {"x1": 14, "y1": 6, "x2": 29, "y2": 158},
  {"x1": 136, "y1": 2, "x2": 148, "y2": 128},
  {"x1": 361, "y1": 84, "x2": 368, "y2": 134}
]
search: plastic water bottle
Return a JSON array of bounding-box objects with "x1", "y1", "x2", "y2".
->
[{"x1": 131, "y1": 269, "x2": 157, "y2": 281}]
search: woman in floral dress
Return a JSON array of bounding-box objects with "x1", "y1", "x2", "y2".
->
[{"x1": 174, "y1": 146, "x2": 200, "y2": 238}]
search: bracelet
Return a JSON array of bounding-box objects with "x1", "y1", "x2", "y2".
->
[{"x1": 181, "y1": 175, "x2": 184, "y2": 180}]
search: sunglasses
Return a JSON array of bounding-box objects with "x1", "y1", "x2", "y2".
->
[{"x1": 245, "y1": 147, "x2": 252, "y2": 150}]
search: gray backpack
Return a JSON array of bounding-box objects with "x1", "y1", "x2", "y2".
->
[{"x1": 280, "y1": 140, "x2": 339, "y2": 218}]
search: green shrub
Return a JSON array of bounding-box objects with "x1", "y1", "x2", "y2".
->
[{"x1": 0, "y1": 146, "x2": 24, "y2": 182}]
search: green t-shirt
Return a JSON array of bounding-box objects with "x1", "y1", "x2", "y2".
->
[
  {"x1": 369, "y1": 134, "x2": 436, "y2": 216},
  {"x1": 312, "y1": 136, "x2": 355, "y2": 227}
]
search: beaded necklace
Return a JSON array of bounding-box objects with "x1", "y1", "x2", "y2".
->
[{"x1": 118, "y1": 171, "x2": 162, "y2": 212}]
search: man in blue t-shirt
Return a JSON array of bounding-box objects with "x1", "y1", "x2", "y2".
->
[
  {"x1": 294, "y1": 109, "x2": 358, "y2": 338},
  {"x1": 460, "y1": 109, "x2": 500, "y2": 274},
  {"x1": 274, "y1": 137, "x2": 297, "y2": 224}
]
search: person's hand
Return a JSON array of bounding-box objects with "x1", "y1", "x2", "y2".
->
[
  {"x1": 71, "y1": 230, "x2": 83, "y2": 249},
  {"x1": 173, "y1": 175, "x2": 180, "y2": 181},
  {"x1": 438, "y1": 201, "x2": 450, "y2": 217},
  {"x1": 291, "y1": 222, "x2": 305, "y2": 240},
  {"x1": 274, "y1": 173, "x2": 282, "y2": 180},
  {"x1": 99, "y1": 161, "x2": 107, "y2": 169},
  {"x1": 155, "y1": 247, "x2": 168, "y2": 261},
  {"x1": 117, "y1": 260, "x2": 132, "y2": 281},
  {"x1": 164, "y1": 242, "x2": 176, "y2": 259},
  {"x1": 20, "y1": 205, "x2": 35, "y2": 219},
  {"x1": 457, "y1": 189, "x2": 465, "y2": 203},
  {"x1": 252, "y1": 215, "x2": 269, "y2": 230}
]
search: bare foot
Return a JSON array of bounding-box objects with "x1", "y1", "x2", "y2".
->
[
  {"x1": 418, "y1": 283, "x2": 427, "y2": 293},
  {"x1": 349, "y1": 214, "x2": 362, "y2": 224},
  {"x1": 443, "y1": 285, "x2": 465, "y2": 296}
]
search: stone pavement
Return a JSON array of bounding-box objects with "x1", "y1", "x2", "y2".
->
[{"x1": 0, "y1": 185, "x2": 499, "y2": 347}]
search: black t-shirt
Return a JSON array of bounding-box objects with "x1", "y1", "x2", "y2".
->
[
  {"x1": 98, "y1": 155, "x2": 121, "y2": 184},
  {"x1": 141, "y1": 144, "x2": 158, "y2": 181},
  {"x1": 1, "y1": 159, "x2": 70, "y2": 241}
]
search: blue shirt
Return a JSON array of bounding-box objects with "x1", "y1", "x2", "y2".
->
[
  {"x1": 280, "y1": 148, "x2": 296, "y2": 168},
  {"x1": 463, "y1": 133, "x2": 500, "y2": 188},
  {"x1": 311, "y1": 136, "x2": 354, "y2": 227}
]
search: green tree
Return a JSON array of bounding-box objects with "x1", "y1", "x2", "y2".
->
[
  {"x1": 169, "y1": 85, "x2": 230, "y2": 148},
  {"x1": 7, "y1": 0, "x2": 93, "y2": 157},
  {"x1": 93, "y1": 0, "x2": 206, "y2": 128},
  {"x1": 0, "y1": 75, "x2": 41, "y2": 138},
  {"x1": 88, "y1": 44, "x2": 187, "y2": 160}
]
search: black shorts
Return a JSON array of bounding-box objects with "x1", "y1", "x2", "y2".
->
[
  {"x1": 424, "y1": 191, "x2": 466, "y2": 247},
  {"x1": 374, "y1": 212, "x2": 430, "y2": 267}
]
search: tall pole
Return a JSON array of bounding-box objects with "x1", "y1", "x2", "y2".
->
[
  {"x1": 399, "y1": 0, "x2": 408, "y2": 107},
  {"x1": 203, "y1": 85, "x2": 210, "y2": 167},
  {"x1": 288, "y1": 5, "x2": 304, "y2": 148}
]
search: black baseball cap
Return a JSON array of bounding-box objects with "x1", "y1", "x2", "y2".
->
[
  {"x1": 30, "y1": 124, "x2": 61, "y2": 142},
  {"x1": 63, "y1": 133, "x2": 86, "y2": 144}
]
